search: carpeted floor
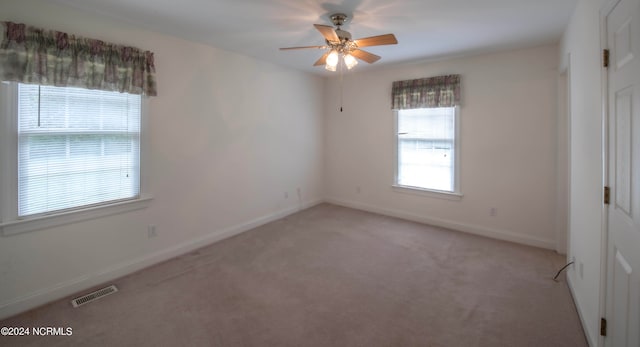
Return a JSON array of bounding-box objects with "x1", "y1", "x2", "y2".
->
[{"x1": 0, "y1": 203, "x2": 587, "y2": 346}]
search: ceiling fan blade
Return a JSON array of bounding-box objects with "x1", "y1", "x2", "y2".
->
[
  {"x1": 313, "y1": 51, "x2": 330, "y2": 66},
  {"x1": 351, "y1": 49, "x2": 381, "y2": 64},
  {"x1": 280, "y1": 45, "x2": 326, "y2": 50},
  {"x1": 314, "y1": 24, "x2": 339, "y2": 43},
  {"x1": 354, "y1": 34, "x2": 398, "y2": 48}
]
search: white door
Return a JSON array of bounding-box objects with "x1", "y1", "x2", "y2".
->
[{"x1": 605, "y1": 0, "x2": 640, "y2": 345}]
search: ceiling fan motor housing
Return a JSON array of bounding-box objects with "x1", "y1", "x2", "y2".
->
[
  {"x1": 335, "y1": 29, "x2": 352, "y2": 41},
  {"x1": 329, "y1": 14, "x2": 354, "y2": 52}
]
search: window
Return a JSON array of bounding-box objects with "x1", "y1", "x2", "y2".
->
[
  {"x1": 0, "y1": 82, "x2": 150, "y2": 235},
  {"x1": 17, "y1": 84, "x2": 141, "y2": 216},
  {"x1": 395, "y1": 107, "x2": 460, "y2": 194}
]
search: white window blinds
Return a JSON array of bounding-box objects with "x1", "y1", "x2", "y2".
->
[
  {"x1": 17, "y1": 84, "x2": 141, "y2": 217},
  {"x1": 397, "y1": 107, "x2": 456, "y2": 192}
]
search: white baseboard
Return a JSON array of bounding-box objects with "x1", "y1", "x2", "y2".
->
[
  {"x1": 0, "y1": 199, "x2": 322, "y2": 320},
  {"x1": 566, "y1": 274, "x2": 597, "y2": 347},
  {"x1": 325, "y1": 197, "x2": 556, "y2": 250}
]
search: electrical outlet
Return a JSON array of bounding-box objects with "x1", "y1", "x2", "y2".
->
[
  {"x1": 490, "y1": 207, "x2": 497, "y2": 217},
  {"x1": 147, "y1": 225, "x2": 157, "y2": 238}
]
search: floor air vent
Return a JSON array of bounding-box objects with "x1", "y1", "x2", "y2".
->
[{"x1": 71, "y1": 285, "x2": 118, "y2": 308}]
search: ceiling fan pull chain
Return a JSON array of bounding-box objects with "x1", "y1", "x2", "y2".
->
[{"x1": 340, "y1": 59, "x2": 344, "y2": 112}]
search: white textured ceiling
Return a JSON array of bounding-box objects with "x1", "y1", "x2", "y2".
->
[{"x1": 49, "y1": 0, "x2": 577, "y2": 76}]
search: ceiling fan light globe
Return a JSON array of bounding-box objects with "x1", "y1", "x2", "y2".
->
[
  {"x1": 326, "y1": 50, "x2": 339, "y2": 67},
  {"x1": 344, "y1": 54, "x2": 358, "y2": 69},
  {"x1": 325, "y1": 63, "x2": 337, "y2": 71}
]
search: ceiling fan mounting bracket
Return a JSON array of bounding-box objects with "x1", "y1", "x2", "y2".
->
[{"x1": 330, "y1": 13, "x2": 349, "y2": 28}]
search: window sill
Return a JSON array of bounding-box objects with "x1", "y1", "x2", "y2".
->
[
  {"x1": 392, "y1": 185, "x2": 463, "y2": 201},
  {"x1": 0, "y1": 195, "x2": 153, "y2": 236}
]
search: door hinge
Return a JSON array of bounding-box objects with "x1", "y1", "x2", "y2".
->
[
  {"x1": 604, "y1": 186, "x2": 611, "y2": 205},
  {"x1": 603, "y1": 49, "x2": 610, "y2": 68},
  {"x1": 600, "y1": 317, "x2": 607, "y2": 336}
]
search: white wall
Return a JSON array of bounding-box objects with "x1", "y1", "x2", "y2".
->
[
  {"x1": 325, "y1": 44, "x2": 562, "y2": 250},
  {"x1": 560, "y1": 0, "x2": 608, "y2": 345},
  {"x1": 0, "y1": 0, "x2": 325, "y2": 319}
]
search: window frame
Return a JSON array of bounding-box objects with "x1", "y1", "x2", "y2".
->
[
  {"x1": 392, "y1": 106, "x2": 463, "y2": 200},
  {"x1": 0, "y1": 82, "x2": 152, "y2": 236}
]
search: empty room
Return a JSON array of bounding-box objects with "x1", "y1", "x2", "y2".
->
[{"x1": 0, "y1": 0, "x2": 637, "y2": 346}]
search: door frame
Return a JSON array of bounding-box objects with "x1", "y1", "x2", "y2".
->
[{"x1": 599, "y1": 0, "x2": 623, "y2": 346}]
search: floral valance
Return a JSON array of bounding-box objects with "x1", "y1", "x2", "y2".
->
[
  {"x1": 391, "y1": 75, "x2": 460, "y2": 109},
  {"x1": 0, "y1": 22, "x2": 157, "y2": 96}
]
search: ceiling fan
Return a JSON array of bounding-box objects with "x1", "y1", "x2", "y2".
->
[{"x1": 280, "y1": 13, "x2": 398, "y2": 71}]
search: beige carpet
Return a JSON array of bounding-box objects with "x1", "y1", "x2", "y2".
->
[{"x1": 0, "y1": 203, "x2": 587, "y2": 346}]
